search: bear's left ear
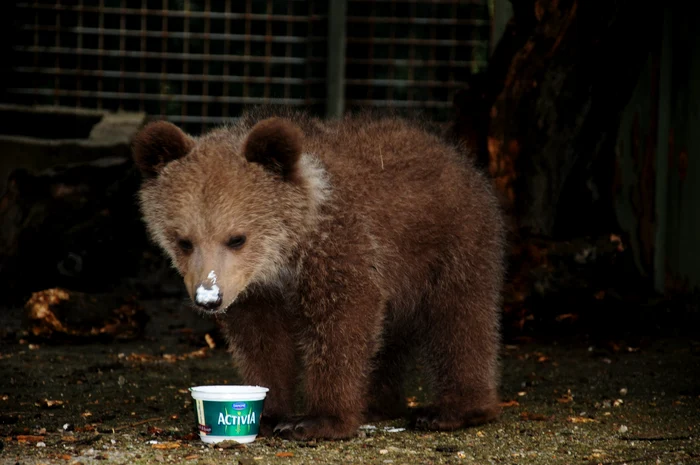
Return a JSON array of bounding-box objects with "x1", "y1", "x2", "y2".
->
[
  {"x1": 131, "y1": 120, "x2": 195, "y2": 178},
  {"x1": 243, "y1": 117, "x2": 303, "y2": 182}
]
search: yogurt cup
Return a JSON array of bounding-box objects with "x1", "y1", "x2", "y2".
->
[{"x1": 189, "y1": 385, "x2": 269, "y2": 444}]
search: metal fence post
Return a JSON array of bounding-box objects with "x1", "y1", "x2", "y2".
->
[{"x1": 326, "y1": 0, "x2": 346, "y2": 118}]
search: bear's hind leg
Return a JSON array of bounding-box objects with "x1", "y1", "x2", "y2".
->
[
  {"x1": 365, "y1": 327, "x2": 414, "y2": 422},
  {"x1": 410, "y1": 280, "x2": 502, "y2": 431}
]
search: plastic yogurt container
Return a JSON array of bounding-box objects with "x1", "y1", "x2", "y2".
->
[{"x1": 189, "y1": 385, "x2": 269, "y2": 444}]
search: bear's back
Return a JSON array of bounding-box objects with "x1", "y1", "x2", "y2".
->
[
  {"x1": 298, "y1": 114, "x2": 504, "y2": 305},
  {"x1": 309, "y1": 115, "x2": 497, "y2": 231}
]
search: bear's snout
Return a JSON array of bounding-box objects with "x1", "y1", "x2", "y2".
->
[{"x1": 194, "y1": 283, "x2": 222, "y2": 311}]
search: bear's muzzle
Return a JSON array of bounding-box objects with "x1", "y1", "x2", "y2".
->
[{"x1": 194, "y1": 282, "x2": 222, "y2": 311}]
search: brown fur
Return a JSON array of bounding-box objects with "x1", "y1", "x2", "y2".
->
[
  {"x1": 131, "y1": 120, "x2": 195, "y2": 178},
  {"x1": 243, "y1": 117, "x2": 304, "y2": 183},
  {"x1": 132, "y1": 108, "x2": 506, "y2": 441}
]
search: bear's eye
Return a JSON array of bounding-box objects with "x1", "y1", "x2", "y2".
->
[
  {"x1": 226, "y1": 235, "x2": 247, "y2": 250},
  {"x1": 177, "y1": 238, "x2": 194, "y2": 254}
]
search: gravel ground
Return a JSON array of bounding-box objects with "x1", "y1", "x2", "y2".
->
[{"x1": 1, "y1": 297, "x2": 699, "y2": 465}]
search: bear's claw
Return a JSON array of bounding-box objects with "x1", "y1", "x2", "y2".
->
[
  {"x1": 273, "y1": 415, "x2": 358, "y2": 441},
  {"x1": 409, "y1": 404, "x2": 499, "y2": 431}
]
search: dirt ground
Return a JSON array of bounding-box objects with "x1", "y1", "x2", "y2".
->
[{"x1": 1, "y1": 296, "x2": 699, "y2": 465}]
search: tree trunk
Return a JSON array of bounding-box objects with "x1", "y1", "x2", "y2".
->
[{"x1": 453, "y1": 0, "x2": 659, "y2": 239}]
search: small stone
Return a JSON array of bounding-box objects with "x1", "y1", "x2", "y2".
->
[
  {"x1": 618, "y1": 425, "x2": 628, "y2": 434},
  {"x1": 36, "y1": 441, "x2": 46, "y2": 447},
  {"x1": 619, "y1": 388, "x2": 628, "y2": 396},
  {"x1": 379, "y1": 449, "x2": 389, "y2": 454},
  {"x1": 383, "y1": 427, "x2": 405, "y2": 433}
]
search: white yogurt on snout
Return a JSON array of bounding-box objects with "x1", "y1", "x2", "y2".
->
[
  {"x1": 195, "y1": 270, "x2": 220, "y2": 304},
  {"x1": 195, "y1": 284, "x2": 220, "y2": 304}
]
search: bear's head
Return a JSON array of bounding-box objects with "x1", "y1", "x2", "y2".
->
[{"x1": 131, "y1": 117, "x2": 328, "y2": 313}]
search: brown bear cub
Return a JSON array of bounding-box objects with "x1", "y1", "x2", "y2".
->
[{"x1": 132, "y1": 108, "x2": 505, "y2": 441}]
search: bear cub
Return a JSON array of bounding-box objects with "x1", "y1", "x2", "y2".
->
[{"x1": 132, "y1": 108, "x2": 505, "y2": 441}]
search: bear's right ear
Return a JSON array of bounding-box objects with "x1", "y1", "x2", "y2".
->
[
  {"x1": 131, "y1": 121, "x2": 195, "y2": 178},
  {"x1": 242, "y1": 117, "x2": 303, "y2": 182}
]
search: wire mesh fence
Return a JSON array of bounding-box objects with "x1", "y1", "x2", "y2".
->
[
  {"x1": 6, "y1": 0, "x2": 490, "y2": 134},
  {"x1": 344, "y1": 0, "x2": 489, "y2": 121}
]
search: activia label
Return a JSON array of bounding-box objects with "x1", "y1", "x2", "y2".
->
[{"x1": 193, "y1": 399, "x2": 264, "y2": 437}]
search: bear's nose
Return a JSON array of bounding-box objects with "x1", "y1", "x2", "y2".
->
[{"x1": 194, "y1": 283, "x2": 222, "y2": 310}]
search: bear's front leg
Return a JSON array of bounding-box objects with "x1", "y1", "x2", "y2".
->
[
  {"x1": 274, "y1": 276, "x2": 384, "y2": 441},
  {"x1": 217, "y1": 294, "x2": 298, "y2": 437}
]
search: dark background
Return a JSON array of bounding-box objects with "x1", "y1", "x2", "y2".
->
[{"x1": 1, "y1": 0, "x2": 698, "y2": 345}]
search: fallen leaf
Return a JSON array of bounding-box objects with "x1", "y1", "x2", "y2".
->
[
  {"x1": 275, "y1": 452, "x2": 294, "y2": 457},
  {"x1": 37, "y1": 399, "x2": 64, "y2": 408},
  {"x1": 499, "y1": 400, "x2": 520, "y2": 408},
  {"x1": 151, "y1": 442, "x2": 180, "y2": 449},
  {"x1": 184, "y1": 455, "x2": 198, "y2": 460},
  {"x1": 520, "y1": 412, "x2": 553, "y2": 422},
  {"x1": 569, "y1": 416, "x2": 598, "y2": 423},
  {"x1": 205, "y1": 333, "x2": 216, "y2": 349},
  {"x1": 148, "y1": 426, "x2": 165, "y2": 436},
  {"x1": 557, "y1": 388, "x2": 574, "y2": 403},
  {"x1": 16, "y1": 435, "x2": 45, "y2": 442},
  {"x1": 122, "y1": 348, "x2": 209, "y2": 364},
  {"x1": 75, "y1": 425, "x2": 96, "y2": 432}
]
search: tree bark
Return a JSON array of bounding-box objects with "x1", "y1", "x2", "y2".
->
[{"x1": 453, "y1": 0, "x2": 659, "y2": 239}]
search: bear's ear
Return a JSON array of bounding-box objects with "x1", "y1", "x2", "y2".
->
[
  {"x1": 242, "y1": 117, "x2": 303, "y2": 182},
  {"x1": 131, "y1": 121, "x2": 195, "y2": 178}
]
